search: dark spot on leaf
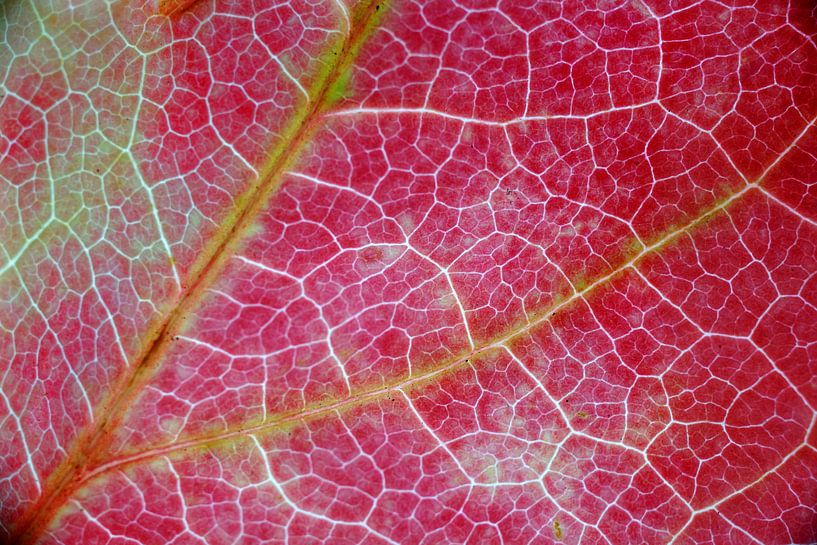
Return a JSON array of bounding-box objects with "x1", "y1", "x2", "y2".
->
[{"x1": 553, "y1": 520, "x2": 563, "y2": 540}]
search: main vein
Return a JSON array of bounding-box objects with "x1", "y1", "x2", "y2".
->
[{"x1": 6, "y1": 2, "x2": 385, "y2": 544}]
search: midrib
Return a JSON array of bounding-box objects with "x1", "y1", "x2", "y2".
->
[{"x1": 6, "y1": 1, "x2": 385, "y2": 543}]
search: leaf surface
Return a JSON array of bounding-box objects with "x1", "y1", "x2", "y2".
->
[{"x1": 1, "y1": 0, "x2": 816, "y2": 544}]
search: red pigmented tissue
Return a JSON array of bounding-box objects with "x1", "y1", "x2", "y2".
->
[{"x1": 1, "y1": 0, "x2": 816, "y2": 544}]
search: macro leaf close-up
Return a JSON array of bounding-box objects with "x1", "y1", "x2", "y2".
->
[{"x1": 1, "y1": 0, "x2": 816, "y2": 543}]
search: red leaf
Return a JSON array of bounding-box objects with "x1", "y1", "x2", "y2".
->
[{"x1": 1, "y1": 0, "x2": 815, "y2": 543}]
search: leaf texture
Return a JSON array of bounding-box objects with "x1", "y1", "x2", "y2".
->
[{"x1": 1, "y1": 0, "x2": 816, "y2": 543}]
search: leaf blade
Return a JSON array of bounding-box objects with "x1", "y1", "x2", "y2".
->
[{"x1": 2, "y1": 0, "x2": 816, "y2": 543}]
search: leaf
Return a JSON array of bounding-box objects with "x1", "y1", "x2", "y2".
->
[{"x1": 1, "y1": 0, "x2": 816, "y2": 543}]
